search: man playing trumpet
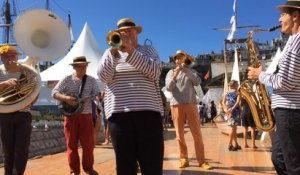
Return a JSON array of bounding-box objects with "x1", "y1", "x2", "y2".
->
[
  {"x1": 98, "y1": 18, "x2": 164, "y2": 175},
  {"x1": 165, "y1": 50, "x2": 211, "y2": 169},
  {"x1": 0, "y1": 45, "x2": 33, "y2": 175}
]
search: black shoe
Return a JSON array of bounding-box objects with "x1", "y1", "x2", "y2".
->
[
  {"x1": 85, "y1": 169, "x2": 98, "y2": 175},
  {"x1": 228, "y1": 145, "x2": 237, "y2": 151},
  {"x1": 235, "y1": 144, "x2": 242, "y2": 150}
]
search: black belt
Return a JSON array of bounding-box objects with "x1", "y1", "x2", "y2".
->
[
  {"x1": 275, "y1": 108, "x2": 300, "y2": 112},
  {"x1": 0, "y1": 111, "x2": 29, "y2": 116}
]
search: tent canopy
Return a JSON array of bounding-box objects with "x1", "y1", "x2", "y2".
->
[
  {"x1": 202, "y1": 87, "x2": 224, "y2": 105},
  {"x1": 35, "y1": 23, "x2": 104, "y2": 106}
]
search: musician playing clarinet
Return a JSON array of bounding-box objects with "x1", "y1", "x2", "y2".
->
[{"x1": 52, "y1": 56, "x2": 99, "y2": 175}]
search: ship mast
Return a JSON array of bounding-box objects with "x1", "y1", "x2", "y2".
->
[
  {"x1": 1, "y1": 0, "x2": 17, "y2": 45},
  {"x1": 43, "y1": 0, "x2": 51, "y2": 69},
  {"x1": 45, "y1": 0, "x2": 50, "y2": 10}
]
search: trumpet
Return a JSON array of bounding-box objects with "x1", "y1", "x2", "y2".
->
[
  {"x1": 182, "y1": 55, "x2": 195, "y2": 66},
  {"x1": 106, "y1": 30, "x2": 123, "y2": 48}
]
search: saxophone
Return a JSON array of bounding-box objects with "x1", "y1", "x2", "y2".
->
[{"x1": 239, "y1": 25, "x2": 281, "y2": 132}]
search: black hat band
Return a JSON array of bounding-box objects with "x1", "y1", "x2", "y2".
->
[
  {"x1": 286, "y1": 1, "x2": 300, "y2": 7},
  {"x1": 118, "y1": 22, "x2": 136, "y2": 29},
  {"x1": 74, "y1": 57, "x2": 87, "y2": 63}
]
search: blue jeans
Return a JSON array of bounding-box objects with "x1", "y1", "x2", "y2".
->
[
  {"x1": 108, "y1": 111, "x2": 164, "y2": 175},
  {"x1": 272, "y1": 108, "x2": 300, "y2": 175}
]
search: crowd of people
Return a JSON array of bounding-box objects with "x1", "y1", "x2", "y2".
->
[{"x1": 0, "y1": 1, "x2": 300, "y2": 175}]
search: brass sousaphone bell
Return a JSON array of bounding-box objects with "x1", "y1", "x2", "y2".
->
[
  {"x1": 14, "y1": 9, "x2": 71, "y2": 62},
  {"x1": 0, "y1": 9, "x2": 71, "y2": 113}
]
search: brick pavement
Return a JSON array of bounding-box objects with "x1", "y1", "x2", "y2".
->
[{"x1": 0, "y1": 124, "x2": 276, "y2": 175}]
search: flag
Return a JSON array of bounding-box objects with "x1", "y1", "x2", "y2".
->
[
  {"x1": 231, "y1": 46, "x2": 240, "y2": 84},
  {"x1": 227, "y1": 0, "x2": 237, "y2": 41},
  {"x1": 68, "y1": 13, "x2": 74, "y2": 42},
  {"x1": 204, "y1": 67, "x2": 210, "y2": 80}
]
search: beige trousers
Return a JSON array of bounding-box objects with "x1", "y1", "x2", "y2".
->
[{"x1": 171, "y1": 104, "x2": 205, "y2": 163}]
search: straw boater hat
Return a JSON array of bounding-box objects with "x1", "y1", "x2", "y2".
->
[
  {"x1": 277, "y1": 0, "x2": 300, "y2": 11},
  {"x1": 69, "y1": 56, "x2": 90, "y2": 65},
  {"x1": 0, "y1": 45, "x2": 21, "y2": 56},
  {"x1": 172, "y1": 50, "x2": 195, "y2": 63},
  {"x1": 172, "y1": 50, "x2": 187, "y2": 60},
  {"x1": 116, "y1": 18, "x2": 142, "y2": 34}
]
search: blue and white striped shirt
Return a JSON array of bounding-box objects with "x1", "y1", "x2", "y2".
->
[
  {"x1": 97, "y1": 45, "x2": 163, "y2": 118},
  {"x1": 259, "y1": 33, "x2": 300, "y2": 109},
  {"x1": 52, "y1": 74, "x2": 99, "y2": 114}
]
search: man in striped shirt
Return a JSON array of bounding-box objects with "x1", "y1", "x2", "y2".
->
[
  {"x1": 97, "y1": 18, "x2": 164, "y2": 175},
  {"x1": 0, "y1": 45, "x2": 33, "y2": 175},
  {"x1": 52, "y1": 56, "x2": 99, "y2": 175},
  {"x1": 248, "y1": 1, "x2": 300, "y2": 174}
]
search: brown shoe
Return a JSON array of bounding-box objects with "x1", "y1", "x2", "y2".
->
[
  {"x1": 178, "y1": 159, "x2": 189, "y2": 168},
  {"x1": 200, "y1": 162, "x2": 212, "y2": 170}
]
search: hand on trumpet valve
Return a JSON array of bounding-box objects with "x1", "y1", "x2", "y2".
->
[
  {"x1": 109, "y1": 47, "x2": 120, "y2": 59},
  {"x1": 175, "y1": 64, "x2": 183, "y2": 72}
]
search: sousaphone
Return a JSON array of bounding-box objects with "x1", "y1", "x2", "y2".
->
[{"x1": 0, "y1": 9, "x2": 71, "y2": 113}]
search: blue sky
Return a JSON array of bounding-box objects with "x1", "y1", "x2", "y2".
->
[{"x1": 14, "y1": 0, "x2": 286, "y2": 62}]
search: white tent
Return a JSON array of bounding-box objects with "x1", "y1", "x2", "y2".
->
[
  {"x1": 40, "y1": 23, "x2": 103, "y2": 81},
  {"x1": 202, "y1": 87, "x2": 223, "y2": 106},
  {"x1": 35, "y1": 23, "x2": 103, "y2": 106},
  {"x1": 266, "y1": 47, "x2": 281, "y2": 74},
  {"x1": 35, "y1": 83, "x2": 58, "y2": 105}
]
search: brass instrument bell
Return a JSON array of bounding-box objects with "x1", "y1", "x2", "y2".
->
[
  {"x1": 182, "y1": 55, "x2": 194, "y2": 66},
  {"x1": 106, "y1": 30, "x2": 123, "y2": 48}
]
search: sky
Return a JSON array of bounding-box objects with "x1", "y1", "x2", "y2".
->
[{"x1": 11, "y1": 0, "x2": 286, "y2": 63}]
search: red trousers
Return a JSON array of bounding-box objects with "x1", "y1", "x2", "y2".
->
[{"x1": 64, "y1": 114, "x2": 94, "y2": 174}]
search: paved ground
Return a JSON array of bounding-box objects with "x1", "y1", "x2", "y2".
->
[{"x1": 0, "y1": 124, "x2": 276, "y2": 175}]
